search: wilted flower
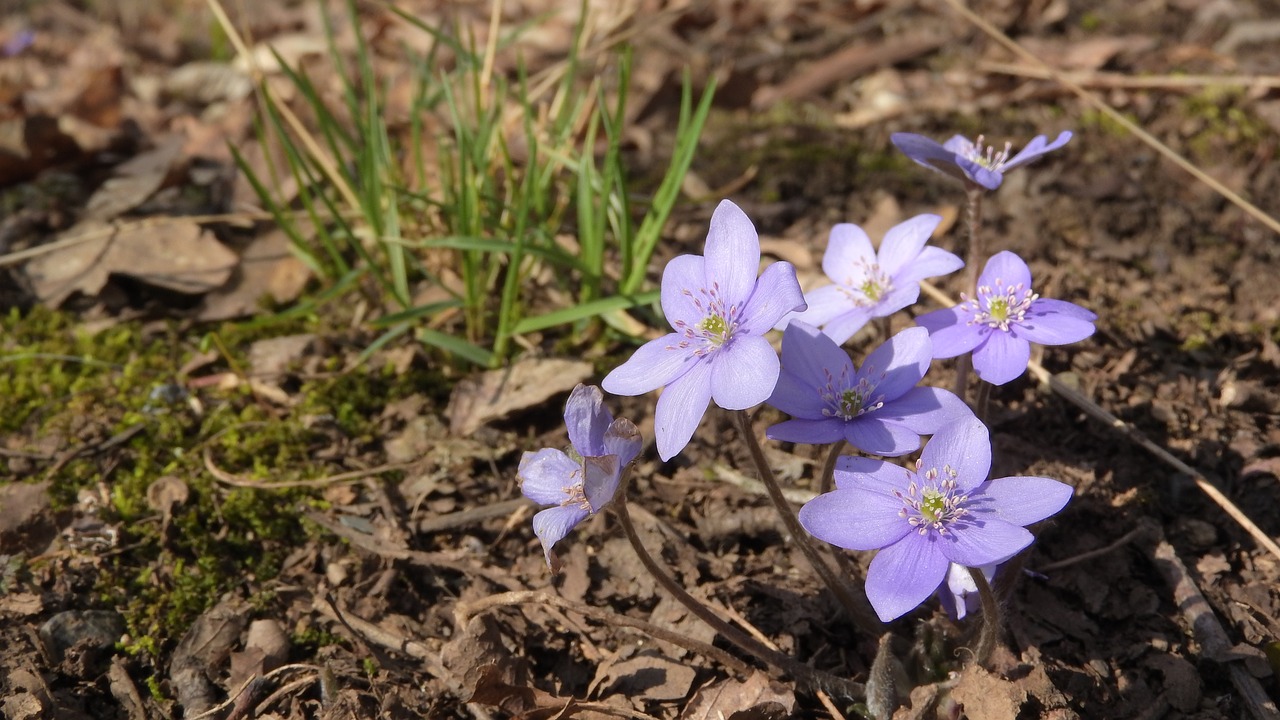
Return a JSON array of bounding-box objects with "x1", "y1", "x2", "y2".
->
[
  {"x1": 519, "y1": 385, "x2": 641, "y2": 569},
  {"x1": 781, "y1": 215, "x2": 963, "y2": 344},
  {"x1": 603, "y1": 199, "x2": 806, "y2": 461},
  {"x1": 915, "y1": 250, "x2": 1096, "y2": 386},
  {"x1": 766, "y1": 323, "x2": 971, "y2": 456},
  {"x1": 798, "y1": 417, "x2": 1073, "y2": 622},
  {"x1": 890, "y1": 131, "x2": 1072, "y2": 191}
]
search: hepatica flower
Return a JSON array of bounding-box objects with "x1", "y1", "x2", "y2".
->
[
  {"x1": 916, "y1": 250, "x2": 1097, "y2": 385},
  {"x1": 798, "y1": 417, "x2": 1073, "y2": 622},
  {"x1": 603, "y1": 199, "x2": 806, "y2": 461},
  {"x1": 766, "y1": 323, "x2": 971, "y2": 456},
  {"x1": 782, "y1": 215, "x2": 963, "y2": 344},
  {"x1": 890, "y1": 131, "x2": 1072, "y2": 191},
  {"x1": 519, "y1": 385, "x2": 641, "y2": 569}
]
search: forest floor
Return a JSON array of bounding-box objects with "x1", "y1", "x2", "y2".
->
[{"x1": 2, "y1": 0, "x2": 1280, "y2": 718}]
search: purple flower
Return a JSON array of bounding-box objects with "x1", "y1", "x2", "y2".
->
[
  {"x1": 603, "y1": 199, "x2": 806, "y2": 461},
  {"x1": 519, "y1": 384, "x2": 642, "y2": 569},
  {"x1": 766, "y1": 323, "x2": 971, "y2": 456},
  {"x1": 798, "y1": 416, "x2": 1073, "y2": 622},
  {"x1": 890, "y1": 131, "x2": 1072, "y2": 191},
  {"x1": 780, "y1": 215, "x2": 963, "y2": 344},
  {"x1": 915, "y1": 251, "x2": 1097, "y2": 386}
]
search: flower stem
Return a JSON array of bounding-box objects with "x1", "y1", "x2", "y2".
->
[
  {"x1": 732, "y1": 410, "x2": 881, "y2": 634},
  {"x1": 954, "y1": 184, "x2": 986, "y2": 404},
  {"x1": 612, "y1": 475, "x2": 865, "y2": 698},
  {"x1": 819, "y1": 440, "x2": 846, "y2": 495},
  {"x1": 967, "y1": 565, "x2": 1001, "y2": 667},
  {"x1": 974, "y1": 379, "x2": 992, "y2": 425}
]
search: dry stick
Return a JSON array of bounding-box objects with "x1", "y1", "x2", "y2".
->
[
  {"x1": 977, "y1": 61, "x2": 1280, "y2": 91},
  {"x1": 611, "y1": 482, "x2": 865, "y2": 698},
  {"x1": 919, "y1": 279, "x2": 1280, "y2": 565},
  {"x1": 937, "y1": 0, "x2": 1280, "y2": 238},
  {"x1": 455, "y1": 590, "x2": 752, "y2": 676},
  {"x1": 732, "y1": 410, "x2": 882, "y2": 634},
  {"x1": 1035, "y1": 521, "x2": 1156, "y2": 573},
  {"x1": 966, "y1": 567, "x2": 1000, "y2": 668},
  {"x1": 1152, "y1": 539, "x2": 1280, "y2": 720}
]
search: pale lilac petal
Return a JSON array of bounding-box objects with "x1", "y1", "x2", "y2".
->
[
  {"x1": 941, "y1": 135, "x2": 973, "y2": 154},
  {"x1": 941, "y1": 517, "x2": 1033, "y2": 567},
  {"x1": 955, "y1": 158, "x2": 1003, "y2": 190},
  {"x1": 660, "y1": 254, "x2": 709, "y2": 326},
  {"x1": 767, "y1": 371, "x2": 825, "y2": 419},
  {"x1": 654, "y1": 360, "x2": 713, "y2": 461},
  {"x1": 786, "y1": 284, "x2": 857, "y2": 330},
  {"x1": 711, "y1": 335, "x2": 779, "y2": 410},
  {"x1": 920, "y1": 417, "x2": 991, "y2": 491},
  {"x1": 821, "y1": 308, "x2": 874, "y2": 345},
  {"x1": 742, "y1": 261, "x2": 806, "y2": 332},
  {"x1": 916, "y1": 308, "x2": 985, "y2": 359},
  {"x1": 564, "y1": 384, "x2": 609, "y2": 457},
  {"x1": 866, "y1": 535, "x2": 950, "y2": 621},
  {"x1": 876, "y1": 386, "x2": 973, "y2": 434},
  {"x1": 603, "y1": 418, "x2": 643, "y2": 467},
  {"x1": 799, "y1": 488, "x2": 912, "y2": 552},
  {"x1": 971, "y1": 330, "x2": 1030, "y2": 386},
  {"x1": 973, "y1": 476, "x2": 1073, "y2": 526},
  {"x1": 1028, "y1": 297, "x2": 1098, "y2": 322},
  {"x1": 766, "y1": 418, "x2": 846, "y2": 445},
  {"x1": 895, "y1": 246, "x2": 964, "y2": 285},
  {"x1": 833, "y1": 456, "x2": 908, "y2": 490},
  {"x1": 704, "y1": 200, "x2": 760, "y2": 306},
  {"x1": 979, "y1": 251, "x2": 1032, "y2": 291},
  {"x1": 822, "y1": 224, "x2": 876, "y2": 286},
  {"x1": 859, "y1": 327, "x2": 932, "y2": 401},
  {"x1": 1018, "y1": 300, "x2": 1097, "y2": 346},
  {"x1": 892, "y1": 133, "x2": 968, "y2": 183},
  {"x1": 780, "y1": 321, "x2": 854, "y2": 391},
  {"x1": 877, "y1": 214, "x2": 941, "y2": 276},
  {"x1": 532, "y1": 505, "x2": 590, "y2": 563},
  {"x1": 581, "y1": 454, "x2": 621, "y2": 510},
  {"x1": 519, "y1": 449, "x2": 578, "y2": 505},
  {"x1": 844, "y1": 418, "x2": 923, "y2": 457},
  {"x1": 873, "y1": 285, "x2": 921, "y2": 319},
  {"x1": 602, "y1": 334, "x2": 698, "y2": 396},
  {"x1": 1004, "y1": 131, "x2": 1072, "y2": 169}
]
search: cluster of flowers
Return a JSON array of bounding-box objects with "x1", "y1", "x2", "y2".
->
[{"x1": 518, "y1": 130, "x2": 1090, "y2": 622}]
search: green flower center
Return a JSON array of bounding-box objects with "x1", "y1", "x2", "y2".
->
[
  {"x1": 699, "y1": 313, "x2": 728, "y2": 339},
  {"x1": 920, "y1": 489, "x2": 946, "y2": 523},
  {"x1": 987, "y1": 297, "x2": 1009, "y2": 323},
  {"x1": 860, "y1": 278, "x2": 884, "y2": 302},
  {"x1": 840, "y1": 388, "x2": 863, "y2": 416}
]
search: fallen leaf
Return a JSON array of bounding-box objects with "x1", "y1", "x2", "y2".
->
[
  {"x1": 681, "y1": 671, "x2": 795, "y2": 720},
  {"x1": 82, "y1": 136, "x2": 184, "y2": 222},
  {"x1": 599, "y1": 650, "x2": 696, "y2": 702},
  {"x1": 26, "y1": 219, "x2": 238, "y2": 306},
  {"x1": 446, "y1": 358, "x2": 592, "y2": 436},
  {"x1": 198, "y1": 229, "x2": 312, "y2": 321}
]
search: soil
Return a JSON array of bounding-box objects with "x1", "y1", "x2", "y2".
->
[{"x1": 2, "y1": 1, "x2": 1280, "y2": 719}]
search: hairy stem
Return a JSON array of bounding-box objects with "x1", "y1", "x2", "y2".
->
[
  {"x1": 612, "y1": 479, "x2": 865, "y2": 698},
  {"x1": 819, "y1": 440, "x2": 846, "y2": 495},
  {"x1": 953, "y1": 185, "x2": 985, "y2": 404},
  {"x1": 455, "y1": 590, "x2": 751, "y2": 675},
  {"x1": 974, "y1": 379, "x2": 992, "y2": 425},
  {"x1": 967, "y1": 566, "x2": 1001, "y2": 667},
  {"x1": 733, "y1": 410, "x2": 880, "y2": 634}
]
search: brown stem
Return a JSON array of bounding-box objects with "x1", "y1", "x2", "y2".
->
[
  {"x1": 953, "y1": 185, "x2": 985, "y2": 405},
  {"x1": 455, "y1": 590, "x2": 752, "y2": 676},
  {"x1": 974, "y1": 379, "x2": 991, "y2": 425},
  {"x1": 967, "y1": 566, "x2": 1000, "y2": 667},
  {"x1": 612, "y1": 480, "x2": 865, "y2": 698},
  {"x1": 819, "y1": 440, "x2": 846, "y2": 495},
  {"x1": 733, "y1": 410, "x2": 881, "y2": 634}
]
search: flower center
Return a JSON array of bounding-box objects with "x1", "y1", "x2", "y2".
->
[
  {"x1": 842, "y1": 261, "x2": 893, "y2": 307},
  {"x1": 819, "y1": 367, "x2": 884, "y2": 420},
  {"x1": 559, "y1": 466, "x2": 593, "y2": 511},
  {"x1": 963, "y1": 278, "x2": 1037, "y2": 332},
  {"x1": 669, "y1": 281, "x2": 742, "y2": 357},
  {"x1": 896, "y1": 464, "x2": 970, "y2": 536},
  {"x1": 963, "y1": 134, "x2": 1013, "y2": 172}
]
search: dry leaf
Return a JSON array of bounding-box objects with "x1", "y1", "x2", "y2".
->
[
  {"x1": 681, "y1": 672, "x2": 795, "y2": 720},
  {"x1": 446, "y1": 358, "x2": 592, "y2": 436},
  {"x1": 199, "y1": 229, "x2": 312, "y2": 321},
  {"x1": 598, "y1": 650, "x2": 696, "y2": 702},
  {"x1": 82, "y1": 136, "x2": 184, "y2": 222},
  {"x1": 26, "y1": 219, "x2": 238, "y2": 306}
]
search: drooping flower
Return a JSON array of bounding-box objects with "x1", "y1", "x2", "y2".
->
[
  {"x1": 519, "y1": 384, "x2": 642, "y2": 569},
  {"x1": 780, "y1": 215, "x2": 963, "y2": 344},
  {"x1": 915, "y1": 250, "x2": 1097, "y2": 386},
  {"x1": 938, "y1": 562, "x2": 996, "y2": 621},
  {"x1": 603, "y1": 199, "x2": 806, "y2": 461},
  {"x1": 798, "y1": 416, "x2": 1073, "y2": 622},
  {"x1": 890, "y1": 131, "x2": 1072, "y2": 191},
  {"x1": 766, "y1": 323, "x2": 971, "y2": 456}
]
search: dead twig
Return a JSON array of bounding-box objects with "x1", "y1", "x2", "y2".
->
[
  {"x1": 1151, "y1": 538, "x2": 1280, "y2": 720},
  {"x1": 937, "y1": 0, "x2": 1280, "y2": 238},
  {"x1": 203, "y1": 448, "x2": 411, "y2": 489},
  {"x1": 1035, "y1": 521, "x2": 1157, "y2": 573},
  {"x1": 977, "y1": 61, "x2": 1280, "y2": 91}
]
